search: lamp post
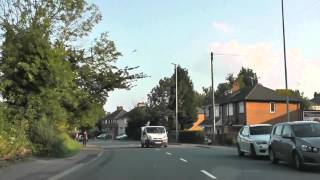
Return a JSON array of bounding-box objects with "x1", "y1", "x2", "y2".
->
[
  {"x1": 171, "y1": 63, "x2": 179, "y2": 142},
  {"x1": 210, "y1": 52, "x2": 216, "y2": 144},
  {"x1": 281, "y1": 0, "x2": 290, "y2": 122}
]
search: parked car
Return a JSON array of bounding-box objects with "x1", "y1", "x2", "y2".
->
[
  {"x1": 269, "y1": 121, "x2": 320, "y2": 170},
  {"x1": 97, "y1": 133, "x2": 107, "y2": 139},
  {"x1": 141, "y1": 126, "x2": 168, "y2": 148},
  {"x1": 237, "y1": 124, "x2": 273, "y2": 157},
  {"x1": 115, "y1": 134, "x2": 127, "y2": 140}
]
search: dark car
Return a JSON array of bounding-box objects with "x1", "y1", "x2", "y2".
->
[{"x1": 269, "y1": 121, "x2": 320, "y2": 170}]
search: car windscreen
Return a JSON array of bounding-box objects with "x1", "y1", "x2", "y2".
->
[
  {"x1": 146, "y1": 127, "x2": 165, "y2": 134},
  {"x1": 250, "y1": 126, "x2": 272, "y2": 135},
  {"x1": 292, "y1": 123, "x2": 320, "y2": 137}
]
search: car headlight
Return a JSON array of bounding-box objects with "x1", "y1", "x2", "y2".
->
[
  {"x1": 301, "y1": 145, "x2": 320, "y2": 153},
  {"x1": 255, "y1": 140, "x2": 268, "y2": 145}
]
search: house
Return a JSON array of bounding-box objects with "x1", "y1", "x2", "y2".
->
[
  {"x1": 310, "y1": 92, "x2": 320, "y2": 110},
  {"x1": 202, "y1": 83, "x2": 302, "y2": 138},
  {"x1": 103, "y1": 106, "x2": 128, "y2": 139}
]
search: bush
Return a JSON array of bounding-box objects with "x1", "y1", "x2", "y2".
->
[
  {"x1": 179, "y1": 130, "x2": 204, "y2": 144},
  {"x1": 30, "y1": 118, "x2": 80, "y2": 157},
  {"x1": 0, "y1": 121, "x2": 32, "y2": 160},
  {"x1": 52, "y1": 133, "x2": 81, "y2": 157}
]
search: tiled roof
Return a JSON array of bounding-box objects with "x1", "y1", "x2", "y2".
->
[
  {"x1": 104, "y1": 109, "x2": 127, "y2": 121},
  {"x1": 216, "y1": 84, "x2": 302, "y2": 104}
]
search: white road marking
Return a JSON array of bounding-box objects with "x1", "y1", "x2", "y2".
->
[
  {"x1": 166, "y1": 152, "x2": 172, "y2": 156},
  {"x1": 179, "y1": 158, "x2": 188, "y2": 163},
  {"x1": 200, "y1": 170, "x2": 217, "y2": 179}
]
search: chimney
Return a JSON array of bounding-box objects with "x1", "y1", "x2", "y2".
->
[
  {"x1": 231, "y1": 82, "x2": 240, "y2": 93},
  {"x1": 116, "y1": 106, "x2": 123, "y2": 111},
  {"x1": 137, "y1": 102, "x2": 146, "y2": 107}
]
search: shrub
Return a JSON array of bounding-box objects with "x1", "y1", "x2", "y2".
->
[
  {"x1": 179, "y1": 130, "x2": 204, "y2": 144},
  {"x1": 0, "y1": 121, "x2": 32, "y2": 160},
  {"x1": 52, "y1": 133, "x2": 81, "y2": 157},
  {"x1": 30, "y1": 118, "x2": 81, "y2": 157}
]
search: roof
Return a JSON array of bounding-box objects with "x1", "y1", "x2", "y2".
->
[
  {"x1": 104, "y1": 109, "x2": 127, "y2": 121},
  {"x1": 248, "y1": 124, "x2": 272, "y2": 127},
  {"x1": 216, "y1": 84, "x2": 302, "y2": 104},
  {"x1": 277, "y1": 121, "x2": 320, "y2": 126}
]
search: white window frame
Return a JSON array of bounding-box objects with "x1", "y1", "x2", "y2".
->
[
  {"x1": 238, "y1": 102, "x2": 244, "y2": 113},
  {"x1": 228, "y1": 103, "x2": 233, "y2": 116},
  {"x1": 270, "y1": 102, "x2": 276, "y2": 113},
  {"x1": 215, "y1": 105, "x2": 219, "y2": 117}
]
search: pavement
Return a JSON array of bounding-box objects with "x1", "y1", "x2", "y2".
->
[{"x1": 0, "y1": 140, "x2": 320, "y2": 180}]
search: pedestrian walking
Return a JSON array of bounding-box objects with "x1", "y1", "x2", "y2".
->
[{"x1": 83, "y1": 130, "x2": 88, "y2": 147}]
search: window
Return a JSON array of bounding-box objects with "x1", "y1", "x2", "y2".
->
[
  {"x1": 274, "y1": 125, "x2": 283, "y2": 136},
  {"x1": 270, "y1": 102, "x2": 276, "y2": 113},
  {"x1": 228, "y1": 103, "x2": 233, "y2": 116},
  {"x1": 250, "y1": 126, "x2": 272, "y2": 135},
  {"x1": 215, "y1": 105, "x2": 219, "y2": 117},
  {"x1": 238, "y1": 102, "x2": 244, "y2": 113},
  {"x1": 282, "y1": 125, "x2": 292, "y2": 136},
  {"x1": 242, "y1": 127, "x2": 249, "y2": 136}
]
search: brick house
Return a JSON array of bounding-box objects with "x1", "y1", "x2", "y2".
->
[{"x1": 203, "y1": 84, "x2": 302, "y2": 137}]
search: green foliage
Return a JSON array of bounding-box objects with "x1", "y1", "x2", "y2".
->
[
  {"x1": 147, "y1": 66, "x2": 197, "y2": 130},
  {"x1": 0, "y1": 0, "x2": 145, "y2": 157},
  {"x1": 179, "y1": 130, "x2": 204, "y2": 144},
  {"x1": 52, "y1": 133, "x2": 81, "y2": 158}
]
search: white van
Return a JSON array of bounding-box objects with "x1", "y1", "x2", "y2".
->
[{"x1": 141, "y1": 126, "x2": 168, "y2": 148}]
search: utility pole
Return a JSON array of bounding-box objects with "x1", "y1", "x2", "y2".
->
[
  {"x1": 281, "y1": 0, "x2": 290, "y2": 122},
  {"x1": 172, "y1": 63, "x2": 179, "y2": 142},
  {"x1": 211, "y1": 52, "x2": 216, "y2": 144}
]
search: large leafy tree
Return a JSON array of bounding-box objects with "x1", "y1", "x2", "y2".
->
[
  {"x1": 147, "y1": 66, "x2": 197, "y2": 130},
  {"x1": 0, "y1": 0, "x2": 145, "y2": 153}
]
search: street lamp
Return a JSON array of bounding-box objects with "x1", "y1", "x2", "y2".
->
[
  {"x1": 281, "y1": 0, "x2": 290, "y2": 122},
  {"x1": 171, "y1": 63, "x2": 179, "y2": 142},
  {"x1": 210, "y1": 52, "x2": 216, "y2": 144}
]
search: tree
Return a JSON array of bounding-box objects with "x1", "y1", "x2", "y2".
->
[
  {"x1": 168, "y1": 66, "x2": 197, "y2": 130},
  {"x1": 0, "y1": 0, "x2": 145, "y2": 155},
  {"x1": 236, "y1": 67, "x2": 258, "y2": 88}
]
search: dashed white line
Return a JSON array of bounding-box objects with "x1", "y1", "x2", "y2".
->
[
  {"x1": 179, "y1": 158, "x2": 188, "y2": 163},
  {"x1": 200, "y1": 170, "x2": 217, "y2": 179},
  {"x1": 166, "y1": 152, "x2": 172, "y2": 156}
]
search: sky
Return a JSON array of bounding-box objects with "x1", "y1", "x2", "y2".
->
[{"x1": 86, "y1": 0, "x2": 320, "y2": 112}]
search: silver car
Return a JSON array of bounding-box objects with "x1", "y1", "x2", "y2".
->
[{"x1": 237, "y1": 124, "x2": 273, "y2": 157}]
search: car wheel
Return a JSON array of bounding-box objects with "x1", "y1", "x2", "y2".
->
[
  {"x1": 237, "y1": 144, "x2": 244, "y2": 157},
  {"x1": 293, "y1": 152, "x2": 304, "y2": 170},
  {"x1": 269, "y1": 149, "x2": 279, "y2": 164},
  {"x1": 164, "y1": 144, "x2": 168, "y2": 148},
  {"x1": 250, "y1": 144, "x2": 257, "y2": 158}
]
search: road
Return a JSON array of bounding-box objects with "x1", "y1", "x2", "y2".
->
[{"x1": 60, "y1": 140, "x2": 320, "y2": 180}]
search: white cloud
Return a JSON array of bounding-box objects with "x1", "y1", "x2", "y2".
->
[
  {"x1": 212, "y1": 22, "x2": 234, "y2": 33},
  {"x1": 209, "y1": 40, "x2": 320, "y2": 98}
]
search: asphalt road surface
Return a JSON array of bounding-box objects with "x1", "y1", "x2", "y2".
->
[{"x1": 60, "y1": 140, "x2": 320, "y2": 180}]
